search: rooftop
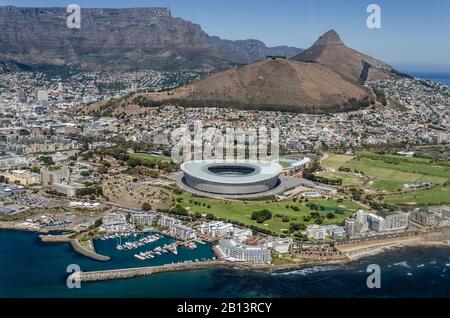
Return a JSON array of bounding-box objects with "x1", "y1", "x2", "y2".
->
[{"x1": 181, "y1": 159, "x2": 283, "y2": 184}]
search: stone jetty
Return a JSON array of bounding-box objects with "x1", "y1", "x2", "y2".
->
[
  {"x1": 71, "y1": 260, "x2": 232, "y2": 282},
  {"x1": 39, "y1": 234, "x2": 72, "y2": 243},
  {"x1": 38, "y1": 234, "x2": 111, "y2": 261},
  {"x1": 71, "y1": 239, "x2": 111, "y2": 261}
]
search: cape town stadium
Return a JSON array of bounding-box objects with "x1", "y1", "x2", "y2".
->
[{"x1": 180, "y1": 160, "x2": 283, "y2": 195}]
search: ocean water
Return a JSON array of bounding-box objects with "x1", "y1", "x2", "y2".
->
[
  {"x1": 1, "y1": 231, "x2": 450, "y2": 298},
  {"x1": 409, "y1": 72, "x2": 450, "y2": 86}
]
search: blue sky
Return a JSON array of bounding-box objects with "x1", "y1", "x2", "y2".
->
[{"x1": 1, "y1": 0, "x2": 449, "y2": 71}]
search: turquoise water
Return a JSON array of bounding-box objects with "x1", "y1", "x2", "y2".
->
[{"x1": 1, "y1": 230, "x2": 450, "y2": 297}]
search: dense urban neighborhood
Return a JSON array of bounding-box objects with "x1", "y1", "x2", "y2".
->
[{"x1": 0, "y1": 67, "x2": 448, "y2": 270}]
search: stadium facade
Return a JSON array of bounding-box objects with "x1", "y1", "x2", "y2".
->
[{"x1": 180, "y1": 160, "x2": 283, "y2": 195}]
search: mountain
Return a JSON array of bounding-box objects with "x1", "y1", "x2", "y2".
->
[
  {"x1": 0, "y1": 6, "x2": 302, "y2": 72},
  {"x1": 292, "y1": 30, "x2": 407, "y2": 83},
  {"x1": 208, "y1": 37, "x2": 302, "y2": 64},
  {"x1": 83, "y1": 58, "x2": 373, "y2": 115}
]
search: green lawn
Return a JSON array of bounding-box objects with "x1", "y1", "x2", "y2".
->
[
  {"x1": 129, "y1": 152, "x2": 169, "y2": 162},
  {"x1": 175, "y1": 193, "x2": 364, "y2": 235},
  {"x1": 355, "y1": 152, "x2": 450, "y2": 179},
  {"x1": 320, "y1": 154, "x2": 362, "y2": 186},
  {"x1": 321, "y1": 153, "x2": 450, "y2": 207},
  {"x1": 278, "y1": 161, "x2": 293, "y2": 168},
  {"x1": 384, "y1": 185, "x2": 450, "y2": 206},
  {"x1": 323, "y1": 153, "x2": 449, "y2": 192},
  {"x1": 322, "y1": 154, "x2": 353, "y2": 170},
  {"x1": 314, "y1": 171, "x2": 362, "y2": 186},
  {"x1": 343, "y1": 158, "x2": 449, "y2": 191}
]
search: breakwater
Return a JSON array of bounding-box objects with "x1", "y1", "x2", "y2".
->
[
  {"x1": 71, "y1": 260, "x2": 232, "y2": 282},
  {"x1": 71, "y1": 239, "x2": 111, "y2": 261},
  {"x1": 39, "y1": 234, "x2": 71, "y2": 243},
  {"x1": 38, "y1": 234, "x2": 111, "y2": 261}
]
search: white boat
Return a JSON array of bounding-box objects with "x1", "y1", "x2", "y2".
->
[{"x1": 134, "y1": 254, "x2": 146, "y2": 261}]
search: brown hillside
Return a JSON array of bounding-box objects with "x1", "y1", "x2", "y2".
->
[
  {"x1": 123, "y1": 58, "x2": 373, "y2": 114},
  {"x1": 292, "y1": 30, "x2": 404, "y2": 83}
]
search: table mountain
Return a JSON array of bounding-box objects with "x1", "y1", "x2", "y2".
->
[{"x1": 0, "y1": 6, "x2": 302, "y2": 72}]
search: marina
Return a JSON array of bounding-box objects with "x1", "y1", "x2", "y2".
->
[
  {"x1": 93, "y1": 231, "x2": 216, "y2": 268},
  {"x1": 2, "y1": 230, "x2": 450, "y2": 297},
  {"x1": 114, "y1": 233, "x2": 162, "y2": 251}
]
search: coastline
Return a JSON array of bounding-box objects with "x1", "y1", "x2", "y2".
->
[
  {"x1": 0, "y1": 222, "x2": 111, "y2": 261},
  {"x1": 3, "y1": 221, "x2": 450, "y2": 281},
  {"x1": 336, "y1": 228, "x2": 450, "y2": 261},
  {"x1": 2, "y1": 228, "x2": 450, "y2": 298},
  {"x1": 0, "y1": 222, "x2": 48, "y2": 234}
]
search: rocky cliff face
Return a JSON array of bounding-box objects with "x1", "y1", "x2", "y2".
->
[{"x1": 0, "y1": 6, "x2": 302, "y2": 72}]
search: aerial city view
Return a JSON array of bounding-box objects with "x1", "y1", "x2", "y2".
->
[{"x1": 0, "y1": 0, "x2": 449, "y2": 305}]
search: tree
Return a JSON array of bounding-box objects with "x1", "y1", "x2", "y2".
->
[
  {"x1": 289, "y1": 223, "x2": 306, "y2": 232},
  {"x1": 251, "y1": 209, "x2": 272, "y2": 223},
  {"x1": 142, "y1": 203, "x2": 152, "y2": 211},
  {"x1": 314, "y1": 218, "x2": 324, "y2": 225},
  {"x1": 80, "y1": 170, "x2": 92, "y2": 177},
  {"x1": 170, "y1": 204, "x2": 188, "y2": 216},
  {"x1": 38, "y1": 156, "x2": 55, "y2": 166},
  {"x1": 310, "y1": 211, "x2": 320, "y2": 218}
]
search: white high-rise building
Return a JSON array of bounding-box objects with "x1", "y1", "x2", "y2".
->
[
  {"x1": 345, "y1": 219, "x2": 357, "y2": 237},
  {"x1": 356, "y1": 210, "x2": 368, "y2": 224},
  {"x1": 367, "y1": 214, "x2": 386, "y2": 232},
  {"x1": 385, "y1": 212, "x2": 409, "y2": 231},
  {"x1": 217, "y1": 239, "x2": 271, "y2": 264},
  {"x1": 198, "y1": 221, "x2": 233, "y2": 237},
  {"x1": 306, "y1": 224, "x2": 327, "y2": 240},
  {"x1": 324, "y1": 225, "x2": 346, "y2": 239},
  {"x1": 131, "y1": 213, "x2": 156, "y2": 225},
  {"x1": 171, "y1": 223, "x2": 196, "y2": 240}
]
